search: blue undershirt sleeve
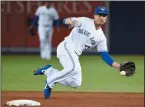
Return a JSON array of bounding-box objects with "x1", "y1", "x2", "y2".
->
[
  {"x1": 31, "y1": 15, "x2": 39, "y2": 27},
  {"x1": 55, "y1": 19, "x2": 60, "y2": 28},
  {"x1": 99, "y1": 52, "x2": 115, "y2": 66}
]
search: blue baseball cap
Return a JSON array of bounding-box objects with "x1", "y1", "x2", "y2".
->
[{"x1": 94, "y1": 6, "x2": 109, "y2": 15}]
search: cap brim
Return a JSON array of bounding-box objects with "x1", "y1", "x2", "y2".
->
[{"x1": 95, "y1": 13, "x2": 108, "y2": 16}]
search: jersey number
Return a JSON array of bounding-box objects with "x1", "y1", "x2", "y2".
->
[
  {"x1": 85, "y1": 45, "x2": 90, "y2": 49},
  {"x1": 85, "y1": 37, "x2": 96, "y2": 49}
]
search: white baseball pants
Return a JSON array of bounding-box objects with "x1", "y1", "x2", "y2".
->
[
  {"x1": 38, "y1": 25, "x2": 53, "y2": 60},
  {"x1": 44, "y1": 40, "x2": 82, "y2": 88}
]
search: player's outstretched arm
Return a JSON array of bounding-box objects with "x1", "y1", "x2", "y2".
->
[{"x1": 99, "y1": 52, "x2": 120, "y2": 70}]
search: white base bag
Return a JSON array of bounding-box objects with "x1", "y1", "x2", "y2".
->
[{"x1": 6, "y1": 99, "x2": 41, "y2": 106}]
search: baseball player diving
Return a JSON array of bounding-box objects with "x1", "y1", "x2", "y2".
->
[
  {"x1": 29, "y1": 1, "x2": 60, "y2": 60},
  {"x1": 33, "y1": 6, "x2": 136, "y2": 99}
]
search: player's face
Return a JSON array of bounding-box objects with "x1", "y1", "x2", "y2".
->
[{"x1": 94, "y1": 14, "x2": 107, "y2": 25}]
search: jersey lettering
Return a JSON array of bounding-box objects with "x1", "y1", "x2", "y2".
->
[
  {"x1": 85, "y1": 45, "x2": 91, "y2": 49},
  {"x1": 84, "y1": 37, "x2": 96, "y2": 49},
  {"x1": 78, "y1": 29, "x2": 90, "y2": 37},
  {"x1": 90, "y1": 37, "x2": 96, "y2": 45}
]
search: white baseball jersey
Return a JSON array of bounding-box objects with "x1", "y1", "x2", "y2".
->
[
  {"x1": 35, "y1": 6, "x2": 59, "y2": 26},
  {"x1": 64, "y1": 17, "x2": 108, "y2": 55}
]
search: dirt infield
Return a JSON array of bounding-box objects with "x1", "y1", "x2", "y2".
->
[{"x1": 2, "y1": 91, "x2": 144, "y2": 107}]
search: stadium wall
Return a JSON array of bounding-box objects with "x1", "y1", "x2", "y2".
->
[{"x1": 1, "y1": 1, "x2": 144, "y2": 54}]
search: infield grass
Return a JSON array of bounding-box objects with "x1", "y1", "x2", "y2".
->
[{"x1": 1, "y1": 54, "x2": 144, "y2": 92}]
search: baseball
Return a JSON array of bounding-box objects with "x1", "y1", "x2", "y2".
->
[{"x1": 120, "y1": 71, "x2": 126, "y2": 76}]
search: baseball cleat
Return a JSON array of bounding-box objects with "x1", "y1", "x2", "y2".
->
[
  {"x1": 33, "y1": 65, "x2": 52, "y2": 75},
  {"x1": 44, "y1": 81, "x2": 52, "y2": 99}
]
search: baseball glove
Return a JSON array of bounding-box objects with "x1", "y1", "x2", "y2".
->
[{"x1": 120, "y1": 61, "x2": 136, "y2": 76}]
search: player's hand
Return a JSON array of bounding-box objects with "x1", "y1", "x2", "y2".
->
[
  {"x1": 71, "y1": 20, "x2": 81, "y2": 27},
  {"x1": 112, "y1": 62, "x2": 120, "y2": 70},
  {"x1": 66, "y1": 18, "x2": 80, "y2": 28},
  {"x1": 68, "y1": 20, "x2": 80, "y2": 28}
]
